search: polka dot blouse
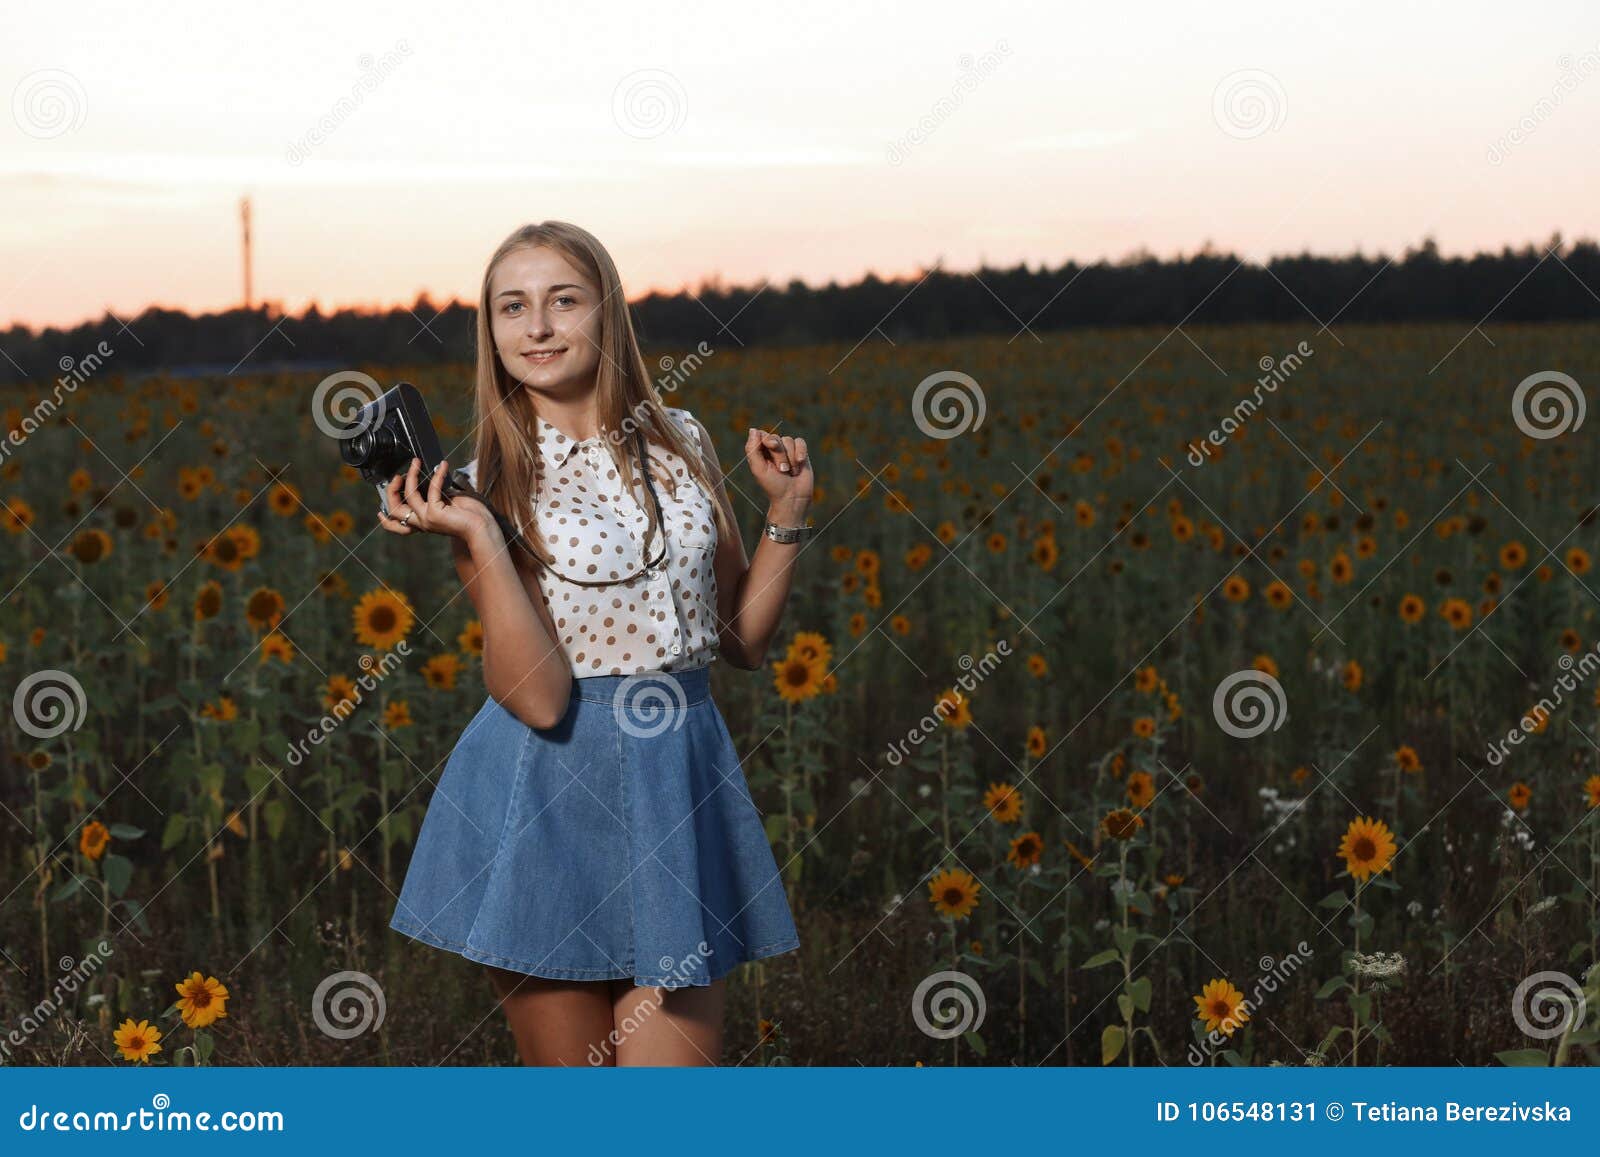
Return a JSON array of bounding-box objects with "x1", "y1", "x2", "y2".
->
[{"x1": 460, "y1": 406, "x2": 721, "y2": 678}]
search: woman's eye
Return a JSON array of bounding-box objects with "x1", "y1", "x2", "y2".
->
[
  {"x1": 555, "y1": 295, "x2": 576, "y2": 306},
  {"x1": 503, "y1": 302, "x2": 523, "y2": 314}
]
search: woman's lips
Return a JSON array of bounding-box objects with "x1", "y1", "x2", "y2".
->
[{"x1": 525, "y1": 348, "x2": 565, "y2": 363}]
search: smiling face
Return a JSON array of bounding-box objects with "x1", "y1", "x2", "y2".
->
[{"x1": 488, "y1": 245, "x2": 604, "y2": 393}]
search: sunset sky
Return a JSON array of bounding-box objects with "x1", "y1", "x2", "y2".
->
[{"x1": 3, "y1": 0, "x2": 1598, "y2": 330}]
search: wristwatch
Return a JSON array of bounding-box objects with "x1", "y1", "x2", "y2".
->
[{"x1": 764, "y1": 519, "x2": 816, "y2": 545}]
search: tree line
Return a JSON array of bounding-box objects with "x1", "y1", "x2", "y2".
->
[{"x1": 2, "y1": 234, "x2": 1595, "y2": 386}]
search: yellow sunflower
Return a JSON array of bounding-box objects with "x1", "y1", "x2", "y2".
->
[
  {"x1": 1126, "y1": 769, "x2": 1155, "y2": 810},
  {"x1": 1337, "y1": 816, "x2": 1397, "y2": 883},
  {"x1": 353, "y1": 587, "x2": 415, "y2": 650},
  {"x1": 1193, "y1": 978, "x2": 1250, "y2": 1035},
  {"x1": 1025, "y1": 724, "x2": 1047, "y2": 759},
  {"x1": 174, "y1": 971, "x2": 230, "y2": 1029},
  {"x1": 422, "y1": 653, "x2": 461, "y2": 690},
  {"x1": 267, "y1": 481, "x2": 301, "y2": 517},
  {"x1": 258, "y1": 631, "x2": 295, "y2": 665},
  {"x1": 788, "y1": 630, "x2": 833, "y2": 666},
  {"x1": 927, "y1": 868, "x2": 981, "y2": 919},
  {"x1": 79, "y1": 820, "x2": 111, "y2": 861},
  {"x1": 68, "y1": 528, "x2": 113, "y2": 565},
  {"x1": 772, "y1": 652, "x2": 825, "y2": 703},
  {"x1": 1439, "y1": 597, "x2": 1473, "y2": 630},
  {"x1": 204, "y1": 531, "x2": 245, "y2": 572},
  {"x1": 983, "y1": 782, "x2": 1024, "y2": 823},
  {"x1": 1006, "y1": 831, "x2": 1044, "y2": 869},
  {"x1": 325, "y1": 674, "x2": 360, "y2": 713},
  {"x1": 113, "y1": 1018, "x2": 163, "y2": 1064},
  {"x1": 934, "y1": 688, "x2": 972, "y2": 729},
  {"x1": 244, "y1": 586, "x2": 285, "y2": 633},
  {"x1": 1102, "y1": 808, "x2": 1144, "y2": 841}
]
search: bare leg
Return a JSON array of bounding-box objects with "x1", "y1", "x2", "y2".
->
[
  {"x1": 609, "y1": 977, "x2": 726, "y2": 1066},
  {"x1": 485, "y1": 966, "x2": 617, "y2": 1066}
]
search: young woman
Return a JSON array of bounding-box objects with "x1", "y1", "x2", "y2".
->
[{"x1": 380, "y1": 221, "x2": 811, "y2": 1065}]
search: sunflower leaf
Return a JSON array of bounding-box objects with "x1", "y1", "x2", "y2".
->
[
  {"x1": 263, "y1": 800, "x2": 288, "y2": 841},
  {"x1": 1494, "y1": 1048, "x2": 1549, "y2": 1067},
  {"x1": 102, "y1": 854, "x2": 133, "y2": 899},
  {"x1": 244, "y1": 763, "x2": 274, "y2": 799},
  {"x1": 1318, "y1": 890, "x2": 1351, "y2": 909},
  {"x1": 1315, "y1": 975, "x2": 1350, "y2": 999},
  {"x1": 1130, "y1": 976, "x2": 1153, "y2": 1013},
  {"x1": 1082, "y1": 948, "x2": 1121, "y2": 968},
  {"x1": 106, "y1": 823, "x2": 144, "y2": 840},
  {"x1": 161, "y1": 814, "x2": 189, "y2": 850},
  {"x1": 1100, "y1": 1023, "x2": 1126, "y2": 1065}
]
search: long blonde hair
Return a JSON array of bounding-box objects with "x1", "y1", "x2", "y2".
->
[{"x1": 468, "y1": 221, "x2": 734, "y2": 573}]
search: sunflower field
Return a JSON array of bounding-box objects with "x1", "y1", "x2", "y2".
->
[{"x1": 2, "y1": 320, "x2": 1599, "y2": 1066}]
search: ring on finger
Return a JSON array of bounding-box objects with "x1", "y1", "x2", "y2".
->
[{"x1": 401, "y1": 510, "x2": 416, "y2": 527}]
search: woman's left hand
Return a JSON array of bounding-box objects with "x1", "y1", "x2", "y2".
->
[{"x1": 746, "y1": 427, "x2": 813, "y2": 515}]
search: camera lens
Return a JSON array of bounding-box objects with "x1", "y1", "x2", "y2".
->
[{"x1": 339, "y1": 428, "x2": 374, "y2": 467}]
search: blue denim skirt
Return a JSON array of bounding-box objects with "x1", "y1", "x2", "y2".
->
[{"x1": 388, "y1": 665, "x2": 799, "y2": 988}]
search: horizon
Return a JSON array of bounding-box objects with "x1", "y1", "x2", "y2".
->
[
  {"x1": 6, "y1": 231, "x2": 1588, "y2": 338},
  {"x1": 4, "y1": 0, "x2": 1599, "y2": 331}
]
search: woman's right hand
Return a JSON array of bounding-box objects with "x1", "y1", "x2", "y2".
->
[{"x1": 377, "y1": 456, "x2": 498, "y2": 547}]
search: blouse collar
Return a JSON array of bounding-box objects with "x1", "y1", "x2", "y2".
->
[{"x1": 533, "y1": 412, "x2": 605, "y2": 468}]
